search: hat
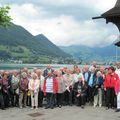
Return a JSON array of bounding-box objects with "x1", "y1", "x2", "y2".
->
[{"x1": 108, "y1": 66, "x2": 115, "y2": 71}]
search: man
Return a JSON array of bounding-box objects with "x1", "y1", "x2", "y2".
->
[
  {"x1": 87, "y1": 66, "x2": 96, "y2": 105},
  {"x1": 43, "y1": 71, "x2": 58, "y2": 109},
  {"x1": 115, "y1": 62, "x2": 120, "y2": 112},
  {"x1": 43, "y1": 64, "x2": 53, "y2": 78}
]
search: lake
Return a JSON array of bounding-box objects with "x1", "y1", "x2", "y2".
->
[{"x1": 0, "y1": 64, "x2": 85, "y2": 71}]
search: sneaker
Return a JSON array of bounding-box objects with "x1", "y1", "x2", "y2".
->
[{"x1": 20, "y1": 106, "x2": 23, "y2": 109}]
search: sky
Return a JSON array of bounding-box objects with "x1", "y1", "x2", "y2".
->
[{"x1": 0, "y1": 0, "x2": 119, "y2": 47}]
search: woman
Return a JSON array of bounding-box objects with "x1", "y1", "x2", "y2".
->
[
  {"x1": 19, "y1": 72, "x2": 29, "y2": 109},
  {"x1": 104, "y1": 66, "x2": 118, "y2": 109},
  {"x1": 73, "y1": 76, "x2": 87, "y2": 108},
  {"x1": 56, "y1": 71, "x2": 65, "y2": 108},
  {"x1": 2, "y1": 72, "x2": 10, "y2": 108},
  {"x1": 93, "y1": 71, "x2": 104, "y2": 107},
  {"x1": 63, "y1": 69, "x2": 74, "y2": 106},
  {"x1": 29, "y1": 73, "x2": 40, "y2": 109}
]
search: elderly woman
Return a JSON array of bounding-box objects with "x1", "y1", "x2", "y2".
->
[
  {"x1": 63, "y1": 69, "x2": 74, "y2": 106},
  {"x1": 11, "y1": 70, "x2": 19, "y2": 107},
  {"x1": 19, "y1": 72, "x2": 29, "y2": 109},
  {"x1": 73, "y1": 76, "x2": 87, "y2": 108},
  {"x1": 29, "y1": 73, "x2": 40, "y2": 109},
  {"x1": 56, "y1": 71, "x2": 65, "y2": 108},
  {"x1": 93, "y1": 71, "x2": 104, "y2": 107}
]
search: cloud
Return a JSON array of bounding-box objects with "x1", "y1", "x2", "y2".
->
[{"x1": 2, "y1": 0, "x2": 119, "y2": 47}]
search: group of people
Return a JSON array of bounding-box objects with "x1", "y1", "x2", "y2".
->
[{"x1": 0, "y1": 61, "x2": 120, "y2": 112}]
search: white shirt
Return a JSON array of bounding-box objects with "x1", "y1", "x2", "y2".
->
[
  {"x1": 46, "y1": 77, "x2": 53, "y2": 93},
  {"x1": 115, "y1": 69, "x2": 120, "y2": 79}
]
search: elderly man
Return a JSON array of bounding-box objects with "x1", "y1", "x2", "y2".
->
[{"x1": 43, "y1": 64, "x2": 53, "y2": 78}]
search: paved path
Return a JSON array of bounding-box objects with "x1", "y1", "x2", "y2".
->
[{"x1": 0, "y1": 106, "x2": 120, "y2": 120}]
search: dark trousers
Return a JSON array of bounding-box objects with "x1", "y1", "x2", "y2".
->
[
  {"x1": 76, "y1": 94, "x2": 85, "y2": 106},
  {"x1": 3, "y1": 92, "x2": 10, "y2": 108},
  {"x1": 106, "y1": 88, "x2": 115, "y2": 108},
  {"x1": 11, "y1": 91, "x2": 19, "y2": 107},
  {"x1": 46, "y1": 93, "x2": 55, "y2": 108},
  {"x1": 38, "y1": 90, "x2": 43, "y2": 107},
  {"x1": 88, "y1": 86, "x2": 94, "y2": 104},
  {"x1": 0, "y1": 93, "x2": 5, "y2": 109},
  {"x1": 56, "y1": 93, "x2": 63, "y2": 106},
  {"x1": 64, "y1": 90, "x2": 73, "y2": 105}
]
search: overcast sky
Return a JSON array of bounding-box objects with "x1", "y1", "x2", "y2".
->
[{"x1": 0, "y1": 0, "x2": 119, "y2": 47}]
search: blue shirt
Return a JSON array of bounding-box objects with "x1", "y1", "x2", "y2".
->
[{"x1": 88, "y1": 73, "x2": 94, "y2": 87}]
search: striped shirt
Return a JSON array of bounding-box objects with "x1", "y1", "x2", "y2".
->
[{"x1": 46, "y1": 77, "x2": 53, "y2": 93}]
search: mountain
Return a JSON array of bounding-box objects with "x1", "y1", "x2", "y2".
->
[
  {"x1": 0, "y1": 23, "x2": 70, "y2": 63},
  {"x1": 35, "y1": 34, "x2": 70, "y2": 58},
  {"x1": 60, "y1": 45, "x2": 120, "y2": 62}
]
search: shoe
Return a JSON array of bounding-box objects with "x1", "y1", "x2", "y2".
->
[
  {"x1": 31, "y1": 107, "x2": 34, "y2": 109},
  {"x1": 35, "y1": 107, "x2": 38, "y2": 110},
  {"x1": 106, "y1": 107, "x2": 109, "y2": 110},
  {"x1": 81, "y1": 105, "x2": 84, "y2": 109},
  {"x1": 45, "y1": 106, "x2": 49, "y2": 109},
  {"x1": 115, "y1": 109, "x2": 120, "y2": 112},
  {"x1": 20, "y1": 106, "x2": 23, "y2": 109},
  {"x1": 58, "y1": 105, "x2": 62, "y2": 108},
  {"x1": 51, "y1": 106, "x2": 54, "y2": 109}
]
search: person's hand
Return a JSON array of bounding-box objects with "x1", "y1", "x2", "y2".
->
[
  {"x1": 104, "y1": 88, "x2": 106, "y2": 91},
  {"x1": 76, "y1": 93, "x2": 80, "y2": 97},
  {"x1": 96, "y1": 86, "x2": 98, "y2": 88}
]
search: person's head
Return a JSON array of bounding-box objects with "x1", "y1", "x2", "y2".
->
[
  {"x1": 22, "y1": 67, "x2": 28, "y2": 74},
  {"x1": 108, "y1": 66, "x2": 115, "y2": 74},
  {"x1": 47, "y1": 64, "x2": 51, "y2": 69},
  {"x1": 57, "y1": 71, "x2": 62, "y2": 77},
  {"x1": 100, "y1": 66, "x2": 105, "y2": 73},
  {"x1": 78, "y1": 76, "x2": 84, "y2": 83},
  {"x1": 96, "y1": 71, "x2": 102, "y2": 77},
  {"x1": 3, "y1": 71, "x2": 8, "y2": 79},
  {"x1": 47, "y1": 71, "x2": 53, "y2": 77},
  {"x1": 82, "y1": 65, "x2": 89, "y2": 73},
  {"x1": 33, "y1": 67, "x2": 38, "y2": 73},
  {"x1": 36, "y1": 69, "x2": 42, "y2": 77},
  {"x1": 75, "y1": 68, "x2": 81, "y2": 74},
  {"x1": 74, "y1": 65, "x2": 78, "y2": 70},
  {"x1": 65, "y1": 69, "x2": 70, "y2": 75},
  {"x1": 13, "y1": 70, "x2": 18, "y2": 77},
  {"x1": 90, "y1": 66, "x2": 95, "y2": 73},
  {"x1": 31, "y1": 73, "x2": 38, "y2": 80},
  {"x1": 116, "y1": 61, "x2": 120, "y2": 69},
  {"x1": 53, "y1": 70, "x2": 58, "y2": 77},
  {"x1": 21, "y1": 72, "x2": 27, "y2": 79},
  {"x1": 92, "y1": 61, "x2": 97, "y2": 68},
  {"x1": 69, "y1": 69, "x2": 74, "y2": 74}
]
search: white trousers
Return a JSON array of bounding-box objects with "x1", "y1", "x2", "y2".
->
[
  {"x1": 31, "y1": 91, "x2": 38, "y2": 107},
  {"x1": 117, "y1": 92, "x2": 120, "y2": 109}
]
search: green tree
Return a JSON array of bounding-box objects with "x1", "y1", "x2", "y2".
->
[{"x1": 0, "y1": 6, "x2": 12, "y2": 27}]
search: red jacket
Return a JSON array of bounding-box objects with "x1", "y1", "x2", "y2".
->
[
  {"x1": 43, "y1": 77, "x2": 58, "y2": 96},
  {"x1": 104, "y1": 73, "x2": 119, "y2": 89}
]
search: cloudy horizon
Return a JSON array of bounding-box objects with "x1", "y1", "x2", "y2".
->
[{"x1": 0, "y1": 0, "x2": 119, "y2": 47}]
